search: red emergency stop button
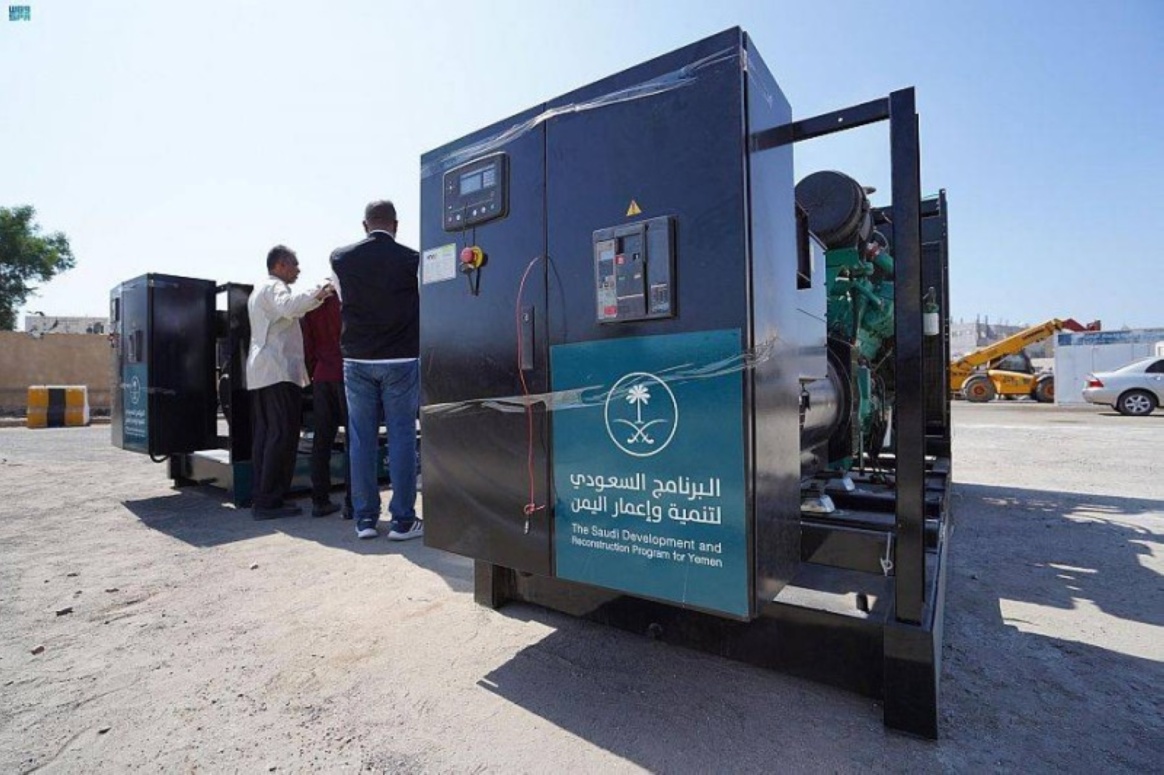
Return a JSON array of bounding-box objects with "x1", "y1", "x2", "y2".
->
[{"x1": 460, "y1": 246, "x2": 484, "y2": 271}]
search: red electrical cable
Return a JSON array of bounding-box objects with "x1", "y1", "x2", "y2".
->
[{"x1": 515, "y1": 256, "x2": 546, "y2": 532}]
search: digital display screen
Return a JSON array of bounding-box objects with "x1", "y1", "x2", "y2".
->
[
  {"x1": 459, "y1": 163, "x2": 496, "y2": 196},
  {"x1": 460, "y1": 171, "x2": 482, "y2": 195}
]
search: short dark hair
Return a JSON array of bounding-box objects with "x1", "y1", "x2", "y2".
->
[
  {"x1": 364, "y1": 200, "x2": 397, "y2": 226},
  {"x1": 267, "y1": 245, "x2": 296, "y2": 272}
]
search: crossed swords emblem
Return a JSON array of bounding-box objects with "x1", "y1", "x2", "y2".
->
[{"x1": 612, "y1": 383, "x2": 668, "y2": 445}]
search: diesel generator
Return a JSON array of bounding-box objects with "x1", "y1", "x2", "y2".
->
[{"x1": 418, "y1": 27, "x2": 952, "y2": 737}]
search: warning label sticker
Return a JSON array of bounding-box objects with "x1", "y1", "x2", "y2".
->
[{"x1": 422, "y1": 243, "x2": 457, "y2": 284}]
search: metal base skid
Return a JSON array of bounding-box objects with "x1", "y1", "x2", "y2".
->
[{"x1": 168, "y1": 447, "x2": 343, "y2": 508}]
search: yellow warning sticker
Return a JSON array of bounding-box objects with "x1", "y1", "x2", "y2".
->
[{"x1": 626, "y1": 199, "x2": 642, "y2": 217}]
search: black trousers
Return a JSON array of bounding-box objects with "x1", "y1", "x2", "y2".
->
[
  {"x1": 250, "y1": 382, "x2": 302, "y2": 509},
  {"x1": 310, "y1": 379, "x2": 352, "y2": 510}
]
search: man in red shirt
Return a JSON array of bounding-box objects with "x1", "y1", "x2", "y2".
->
[{"x1": 301, "y1": 293, "x2": 352, "y2": 517}]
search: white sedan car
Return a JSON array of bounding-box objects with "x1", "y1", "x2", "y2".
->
[{"x1": 1082, "y1": 357, "x2": 1164, "y2": 415}]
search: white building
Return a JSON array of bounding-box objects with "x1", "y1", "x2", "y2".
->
[
  {"x1": 949, "y1": 318, "x2": 1040, "y2": 360},
  {"x1": 24, "y1": 316, "x2": 109, "y2": 335}
]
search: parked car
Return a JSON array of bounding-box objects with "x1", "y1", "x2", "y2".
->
[{"x1": 1082, "y1": 357, "x2": 1164, "y2": 415}]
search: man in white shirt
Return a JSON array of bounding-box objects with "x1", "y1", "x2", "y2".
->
[{"x1": 246, "y1": 245, "x2": 333, "y2": 519}]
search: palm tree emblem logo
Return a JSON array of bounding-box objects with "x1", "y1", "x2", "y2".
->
[{"x1": 604, "y1": 372, "x2": 678, "y2": 457}]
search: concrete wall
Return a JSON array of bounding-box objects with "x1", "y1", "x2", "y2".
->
[{"x1": 0, "y1": 332, "x2": 112, "y2": 415}]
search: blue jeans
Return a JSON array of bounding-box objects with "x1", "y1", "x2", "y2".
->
[{"x1": 343, "y1": 359, "x2": 419, "y2": 531}]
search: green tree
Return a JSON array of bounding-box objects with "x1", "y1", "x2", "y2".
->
[{"x1": 0, "y1": 206, "x2": 76, "y2": 331}]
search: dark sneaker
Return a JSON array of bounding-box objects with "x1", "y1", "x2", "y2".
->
[
  {"x1": 387, "y1": 519, "x2": 424, "y2": 542},
  {"x1": 252, "y1": 504, "x2": 302, "y2": 521},
  {"x1": 356, "y1": 525, "x2": 378, "y2": 539},
  {"x1": 312, "y1": 501, "x2": 341, "y2": 518}
]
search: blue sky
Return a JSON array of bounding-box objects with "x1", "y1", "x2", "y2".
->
[{"x1": 2, "y1": 0, "x2": 1161, "y2": 328}]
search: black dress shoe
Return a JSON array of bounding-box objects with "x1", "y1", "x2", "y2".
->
[
  {"x1": 312, "y1": 501, "x2": 342, "y2": 517},
  {"x1": 252, "y1": 504, "x2": 303, "y2": 520}
]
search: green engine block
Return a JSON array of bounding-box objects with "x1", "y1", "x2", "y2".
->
[{"x1": 825, "y1": 246, "x2": 895, "y2": 364}]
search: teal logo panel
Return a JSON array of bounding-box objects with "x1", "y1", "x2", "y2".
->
[
  {"x1": 551, "y1": 329, "x2": 748, "y2": 618},
  {"x1": 122, "y1": 362, "x2": 148, "y2": 451}
]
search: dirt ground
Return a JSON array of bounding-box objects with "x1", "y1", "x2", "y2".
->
[{"x1": 1, "y1": 402, "x2": 1161, "y2": 773}]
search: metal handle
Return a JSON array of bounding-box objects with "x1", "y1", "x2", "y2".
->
[{"x1": 520, "y1": 306, "x2": 534, "y2": 371}]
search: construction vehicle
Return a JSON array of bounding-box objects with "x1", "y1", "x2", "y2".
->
[{"x1": 951, "y1": 318, "x2": 1096, "y2": 403}]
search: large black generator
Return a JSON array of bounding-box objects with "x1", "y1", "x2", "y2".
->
[
  {"x1": 110, "y1": 274, "x2": 218, "y2": 457},
  {"x1": 109, "y1": 276, "x2": 361, "y2": 505},
  {"x1": 420, "y1": 27, "x2": 951, "y2": 737}
]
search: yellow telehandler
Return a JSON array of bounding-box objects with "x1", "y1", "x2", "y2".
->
[{"x1": 951, "y1": 318, "x2": 1096, "y2": 403}]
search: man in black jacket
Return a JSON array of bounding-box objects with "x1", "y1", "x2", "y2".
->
[{"x1": 330, "y1": 201, "x2": 421, "y2": 540}]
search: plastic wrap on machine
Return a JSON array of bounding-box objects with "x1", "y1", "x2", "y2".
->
[
  {"x1": 419, "y1": 47, "x2": 741, "y2": 180},
  {"x1": 420, "y1": 335, "x2": 784, "y2": 418}
]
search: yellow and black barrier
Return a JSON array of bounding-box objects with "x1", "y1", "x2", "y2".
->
[{"x1": 27, "y1": 385, "x2": 90, "y2": 428}]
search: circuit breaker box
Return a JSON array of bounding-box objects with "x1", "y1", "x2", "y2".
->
[
  {"x1": 110, "y1": 274, "x2": 217, "y2": 456},
  {"x1": 419, "y1": 28, "x2": 804, "y2": 620},
  {"x1": 594, "y1": 216, "x2": 675, "y2": 323}
]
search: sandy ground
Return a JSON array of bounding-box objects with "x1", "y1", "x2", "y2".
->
[{"x1": 0, "y1": 402, "x2": 1161, "y2": 773}]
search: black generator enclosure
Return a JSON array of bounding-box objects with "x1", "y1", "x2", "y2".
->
[
  {"x1": 111, "y1": 276, "x2": 377, "y2": 506},
  {"x1": 421, "y1": 28, "x2": 802, "y2": 604},
  {"x1": 421, "y1": 28, "x2": 950, "y2": 738},
  {"x1": 110, "y1": 273, "x2": 217, "y2": 456}
]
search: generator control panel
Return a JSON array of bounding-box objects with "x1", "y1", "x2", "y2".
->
[
  {"x1": 594, "y1": 215, "x2": 675, "y2": 323},
  {"x1": 443, "y1": 153, "x2": 508, "y2": 231}
]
